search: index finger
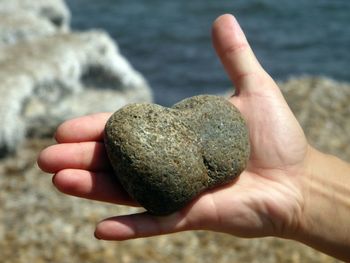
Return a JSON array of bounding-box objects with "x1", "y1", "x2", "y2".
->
[{"x1": 55, "y1": 112, "x2": 112, "y2": 143}]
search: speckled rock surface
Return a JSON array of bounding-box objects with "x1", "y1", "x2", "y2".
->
[{"x1": 105, "y1": 95, "x2": 250, "y2": 215}]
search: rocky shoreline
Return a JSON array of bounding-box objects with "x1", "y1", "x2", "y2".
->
[
  {"x1": 0, "y1": 1, "x2": 349, "y2": 262},
  {"x1": 0, "y1": 0, "x2": 152, "y2": 155}
]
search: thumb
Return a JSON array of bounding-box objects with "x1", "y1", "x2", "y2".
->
[{"x1": 212, "y1": 14, "x2": 273, "y2": 95}]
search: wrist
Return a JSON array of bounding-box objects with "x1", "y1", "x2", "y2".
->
[{"x1": 293, "y1": 146, "x2": 350, "y2": 261}]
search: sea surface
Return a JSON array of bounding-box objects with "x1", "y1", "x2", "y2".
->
[{"x1": 67, "y1": 0, "x2": 350, "y2": 106}]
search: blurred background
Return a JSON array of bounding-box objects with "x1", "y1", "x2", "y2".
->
[
  {"x1": 68, "y1": 0, "x2": 350, "y2": 105},
  {"x1": 0, "y1": 0, "x2": 349, "y2": 262}
]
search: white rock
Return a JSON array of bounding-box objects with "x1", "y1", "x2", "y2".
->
[
  {"x1": 0, "y1": 12, "x2": 57, "y2": 46},
  {"x1": 0, "y1": 0, "x2": 70, "y2": 31},
  {"x1": 0, "y1": 30, "x2": 152, "y2": 154}
]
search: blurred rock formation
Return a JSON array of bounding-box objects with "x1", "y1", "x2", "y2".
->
[
  {"x1": 0, "y1": 0, "x2": 70, "y2": 31},
  {"x1": 0, "y1": 0, "x2": 152, "y2": 156},
  {"x1": 280, "y1": 76, "x2": 350, "y2": 161}
]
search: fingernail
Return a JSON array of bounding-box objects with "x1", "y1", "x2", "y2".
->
[{"x1": 94, "y1": 230, "x2": 102, "y2": 240}]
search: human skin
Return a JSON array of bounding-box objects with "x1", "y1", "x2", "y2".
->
[{"x1": 38, "y1": 14, "x2": 350, "y2": 261}]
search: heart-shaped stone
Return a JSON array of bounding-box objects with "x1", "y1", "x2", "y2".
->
[{"x1": 104, "y1": 95, "x2": 250, "y2": 215}]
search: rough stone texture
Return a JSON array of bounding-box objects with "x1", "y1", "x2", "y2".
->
[
  {"x1": 0, "y1": 0, "x2": 70, "y2": 31},
  {"x1": 105, "y1": 95, "x2": 250, "y2": 215},
  {"x1": 0, "y1": 76, "x2": 346, "y2": 263},
  {"x1": 173, "y1": 95, "x2": 250, "y2": 187},
  {"x1": 0, "y1": 30, "x2": 152, "y2": 155},
  {"x1": 0, "y1": 12, "x2": 57, "y2": 46}
]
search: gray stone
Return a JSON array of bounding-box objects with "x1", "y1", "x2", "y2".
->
[
  {"x1": 0, "y1": 30, "x2": 152, "y2": 155},
  {"x1": 104, "y1": 95, "x2": 250, "y2": 215}
]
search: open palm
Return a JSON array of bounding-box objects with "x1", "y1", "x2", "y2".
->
[{"x1": 38, "y1": 14, "x2": 309, "y2": 241}]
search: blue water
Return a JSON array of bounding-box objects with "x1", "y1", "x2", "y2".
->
[{"x1": 67, "y1": 0, "x2": 350, "y2": 106}]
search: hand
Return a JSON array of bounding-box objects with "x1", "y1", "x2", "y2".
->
[{"x1": 38, "y1": 14, "x2": 309, "y2": 241}]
